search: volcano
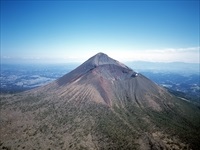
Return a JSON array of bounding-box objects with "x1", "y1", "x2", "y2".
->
[
  {"x1": 1, "y1": 53, "x2": 200, "y2": 150},
  {"x1": 36, "y1": 52, "x2": 172, "y2": 111}
]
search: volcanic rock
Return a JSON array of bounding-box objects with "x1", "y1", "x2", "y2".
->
[{"x1": 1, "y1": 53, "x2": 200, "y2": 150}]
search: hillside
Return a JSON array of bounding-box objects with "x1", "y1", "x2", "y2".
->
[{"x1": 1, "y1": 53, "x2": 200, "y2": 150}]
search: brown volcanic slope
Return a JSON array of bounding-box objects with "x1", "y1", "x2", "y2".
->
[
  {"x1": 34, "y1": 52, "x2": 171, "y2": 109},
  {"x1": 1, "y1": 53, "x2": 200, "y2": 150}
]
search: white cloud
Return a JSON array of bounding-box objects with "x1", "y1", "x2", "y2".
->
[
  {"x1": 111, "y1": 47, "x2": 199, "y2": 63},
  {"x1": 1, "y1": 47, "x2": 199, "y2": 63}
]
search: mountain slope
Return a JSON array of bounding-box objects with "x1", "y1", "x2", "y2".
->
[
  {"x1": 35, "y1": 52, "x2": 172, "y2": 110},
  {"x1": 1, "y1": 53, "x2": 200, "y2": 150}
]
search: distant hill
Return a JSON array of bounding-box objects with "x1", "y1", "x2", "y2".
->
[
  {"x1": 126, "y1": 61, "x2": 199, "y2": 74},
  {"x1": 1, "y1": 53, "x2": 200, "y2": 150}
]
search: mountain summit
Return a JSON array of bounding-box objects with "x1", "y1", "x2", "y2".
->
[
  {"x1": 41, "y1": 52, "x2": 165, "y2": 108},
  {"x1": 55, "y1": 52, "x2": 133, "y2": 86},
  {"x1": 1, "y1": 53, "x2": 200, "y2": 150},
  {"x1": 85, "y1": 52, "x2": 129, "y2": 68}
]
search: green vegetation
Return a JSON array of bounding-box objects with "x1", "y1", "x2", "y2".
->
[
  {"x1": 147, "y1": 98, "x2": 200, "y2": 150},
  {"x1": 1, "y1": 92, "x2": 200, "y2": 150}
]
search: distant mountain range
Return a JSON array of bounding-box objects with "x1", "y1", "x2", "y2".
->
[
  {"x1": 126, "y1": 61, "x2": 199, "y2": 74},
  {"x1": 1, "y1": 53, "x2": 200, "y2": 150},
  {"x1": 2, "y1": 58, "x2": 199, "y2": 74}
]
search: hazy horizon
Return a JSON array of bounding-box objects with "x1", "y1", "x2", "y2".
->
[{"x1": 1, "y1": 54, "x2": 200, "y2": 65}]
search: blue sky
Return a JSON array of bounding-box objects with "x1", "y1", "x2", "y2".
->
[{"x1": 1, "y1": 1, "x2": 199, "y2": 63}]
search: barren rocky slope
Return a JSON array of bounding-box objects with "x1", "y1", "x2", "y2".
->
[{"x1": 1, "y1": 53, "x2": 200, "y2": 150}]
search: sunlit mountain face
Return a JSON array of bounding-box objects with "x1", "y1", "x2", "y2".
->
[
  {"x1": 1, "y1": 53, "x2": 200, "y2": 150},
  {"x1": 1, "y1": 58, "x2": 199, "y2": 103}
]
